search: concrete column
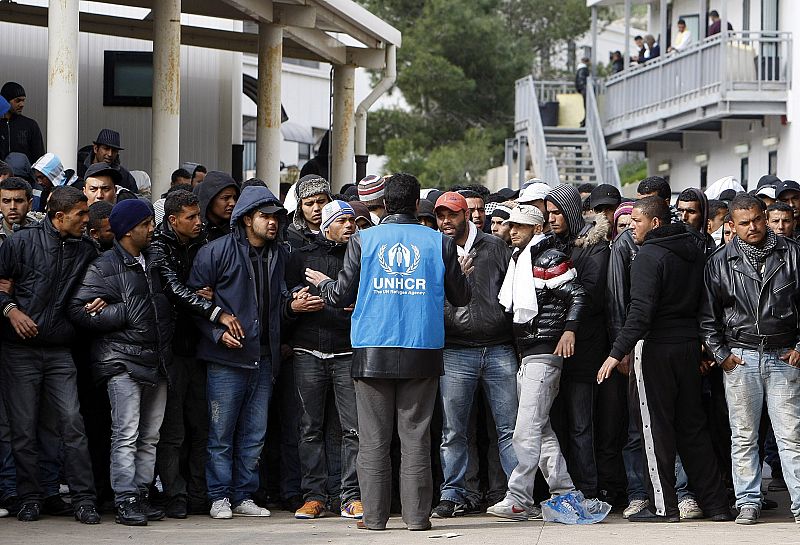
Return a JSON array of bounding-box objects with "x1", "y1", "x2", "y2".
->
[
  {"x1": 47, "y1": 0, "x2": 79, "y2": 170},
  {"x1": 591, "y1": 6, "x2": 598, "y2": 77},
  {"x1": 660, "y1": 0, "x2": 668, "y2": 53},
  {"x1": 330, "y1": 64, "x2": 356, "y2": 191},
  {"x1": 624, "y1": 0, "x2": 631, "y2": 70},
  {"x1": 256, "y1": 23, "x2": 282, "y2": 196},
  {"x1": 151, "y1": 0, "x2": 181, "y2": 201}
]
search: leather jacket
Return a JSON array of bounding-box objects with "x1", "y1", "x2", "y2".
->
[
  {"x1": 606, "y1": 228, "x2": 638, "y2": 343},
  {"x1": 444, "y1": 229, "x2": 513, "y2": 348},
  {"x1": 150, "y1": 221, "x2": 223, "y2": 357},
  {"x1": 69, "y1": 242, "x2": 174, "y2": 386},
  {"x1": 700, "y1": 235, "x2": 800, "y2": 364},
  {"x1": 317, "y1": 213, "x2": 471, "y2": 379},
  {"x1": 513, "y1": 236, "x2": 588, "y2": 356}
]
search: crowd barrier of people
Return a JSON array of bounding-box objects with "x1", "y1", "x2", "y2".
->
[{"x1": 0, "y1": 79, "x2": 798, "y2": 531}]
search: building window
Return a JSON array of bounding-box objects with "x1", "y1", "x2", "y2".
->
[
  {"x1": 740, "y1": 157, "x2": 749, "y2": 189},
  {"x1": 103, "y1": 51, "x2": 153, "y2": 107},
  {"x1": 769, "y1": 150, "x2": 778, "y2": 175},
  {"x1": 298, "y1": 143, "x2": 311, "y2": 163},
  {"x1": 700, "y1": 166, "x2": 708, "y2": 190}
]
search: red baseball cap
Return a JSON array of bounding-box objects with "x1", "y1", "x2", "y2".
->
[{"x1": 434, "y1": 191, "x2": 468, "y2": 212}]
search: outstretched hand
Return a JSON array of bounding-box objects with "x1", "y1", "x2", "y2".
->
[
  {"x1": 458, "y1": 254, "x2": 475, "y2": 277},
  {"x1": 305, "y1": 268, "x2": 331, "y2": 288},
  {"x1": 597, "y1": 356, "x2": 620, "y2": 384}
]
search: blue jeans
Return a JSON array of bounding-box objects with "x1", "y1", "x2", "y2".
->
[
  {"x1": 439, "y1": 344, "x2": 518, "y2": 504},
  {"x1": 724, "y1": 347, "x2": 800, "y2": 515},
  {"x1": 206, "y1": 359, "x2": 273, "y2": 506},
  {"x1": 107, "y1": 374, "x2": 168, "y2": 503}
]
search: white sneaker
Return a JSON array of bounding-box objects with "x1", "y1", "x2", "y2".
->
[
  {"x1": 0, "y1": 507, "x2": 8, "y2": 518},
  {"x1": 210, "y1": 498, "x2": 233, "y2": 519},
  {"x1": 486, "y1": 498, "x2": 541, "y2": 521},
  {"x1": 232, "y1": 499, "x2": 271, "y2": 517},
  {"x1": 679, "y1": 498, "x2": 703, "y2": 520},
  {"x1": 623, "y1": 499, "x2": 649, "y2": 519}
]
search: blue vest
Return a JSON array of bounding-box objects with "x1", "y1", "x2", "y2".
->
[{"x1": 352, "y1": 223, "x2": 446, "y2": 349}]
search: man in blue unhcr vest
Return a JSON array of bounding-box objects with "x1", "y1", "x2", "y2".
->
[{"x1": 305, "y1": 172, "x2": 472, "y2": 531}]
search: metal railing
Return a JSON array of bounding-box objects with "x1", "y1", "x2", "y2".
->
[
  {"x1": 585, "y1": 77, "x2": 621, "y2": 188},
  {"x1": 533, "y1": 80, "x2": 575, "y2": 104},
  {"x1": 515, "y1": 75, "x2": 560, "y2": 185},
  {"x1": 603, "y1": 31, "x2": 792, "y2": 130}
]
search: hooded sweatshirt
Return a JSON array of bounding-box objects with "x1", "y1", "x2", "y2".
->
[
  {"x1": 680, "y1": 187, "x2": 716, "y2": 256},
  {"x1": 0, "y1": 110, "x2": 44, "y2": 164},
  {"x1": 193, "y1": 171, "x2": 240, "y2": 241},
  {"x1": 610, "y1": 223, "x2": 705, "y2": 360},
  {"x1": 188, "y1": 185, "x2": 289, "y2": 375}
]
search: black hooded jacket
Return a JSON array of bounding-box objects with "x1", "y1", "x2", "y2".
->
[
  {"x1": 606, "y1": 228, "x2": 639, "y2": 343},
  {"x1": 299, "y1": 132, "x2": 330, "y2": 181},
  {"x1": 193, "y1": 171, "x2": 240, "y2": 241},
  {"x1": 610, "y1": 223, "x2": 705, "y2": 360}
]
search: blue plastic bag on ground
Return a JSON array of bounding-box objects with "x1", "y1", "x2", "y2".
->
[{"x1": 541, "y1": 491, "x2": 611, "y2": 524}]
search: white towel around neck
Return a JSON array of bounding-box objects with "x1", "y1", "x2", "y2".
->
[{"x1": 498, "y1": 233, "x2": 544, "y2": 324}]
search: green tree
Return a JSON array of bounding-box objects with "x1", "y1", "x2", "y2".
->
[{"x1": 361, "y1": 0, "x2": 591, "y2": 187}]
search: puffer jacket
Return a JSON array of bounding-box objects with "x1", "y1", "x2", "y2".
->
[
  {"x1": 513, "y1": 236, "x2": 588, "y2": 356},
  {"x1": 700, "y1": 234, "x2": 800, "y2": 364},
  {"x1": 68, "y1": 241, "x2": 174, "y2": 386},
  {"x1": 151, "y1": 220, "x2": 223, "y2": 357},
  {"x1": 285, "y1": 234, "x2": 352, "y2": 354},
  {"x1": 317, "y1": 213, "x2": 471, "y2": 379},
  {"x1": 444, "y1": 229, "x2": 513, "y2": 348},
  {"x1": 0, "y1": 216, "x2": 98, "y2": 346}
]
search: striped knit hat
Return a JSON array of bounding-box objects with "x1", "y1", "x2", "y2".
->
[
  {"x1": 321, "y1": 200, "x2": 354, "y2": 232},
  {"x1": 545, "y1": 184, "x2": 585, "y2": 239},
  {"x1": 357, "y1": 174, "x2": 386, "y2": 206}
]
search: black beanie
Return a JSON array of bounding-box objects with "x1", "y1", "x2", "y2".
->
[{"x1": 1, "y1": 82, "x2": 25, "y2": 102}]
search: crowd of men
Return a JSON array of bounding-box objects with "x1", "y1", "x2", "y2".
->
[{"x1": 0, "y1": 78, "x2": 798, "y2": 530}]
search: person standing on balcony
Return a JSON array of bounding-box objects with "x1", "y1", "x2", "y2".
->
[
  {"x1": 708, "y1": 10, "x2": 733, "y2": 37},
  {"x1": 644, "y1": 35, "x2": 660, "y2": 61},
  {"x1": 575, "y1": 58, "x2": 590, "y2": 128},
  {"x1": 668, "y1": 19, "x2": 693, "y2": 53}
]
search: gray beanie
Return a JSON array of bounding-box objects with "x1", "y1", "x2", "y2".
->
[
  {"x1": 545, "y1": 184, "x2": 585, "y2": 240},
  {"x1": 293, "y1": 174, "x2": 332, "y2": 231}
]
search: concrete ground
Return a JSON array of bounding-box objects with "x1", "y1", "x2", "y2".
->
[{"x1": 1, "y1": 494, "x2": 797, "y2": 545}]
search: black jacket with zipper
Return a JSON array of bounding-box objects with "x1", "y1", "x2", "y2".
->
[
  {"x1": 0, "y1": 113, "x2": 44, "y2": 165},
  {"x1": 150, "y1": 220, "x2": 222, "y2": 357},
  {"x1": 444, "y1": 229, "x2": 513, "y2": 348},
  {"x1": 0, "y1": 216, "x2": 98, "y2": 346},
  {"x1": 68, "y1": 241, "x2": 174, "y2": 386},
  {"x1": 610, "y1": 223, "x2": 705, "y2": 361},
  {"x1": 285, "y1": 234, "x2": 352, "y2": 354},
  {"x1": 700, "y1": 234, "x2": 800, "y2": 364}
]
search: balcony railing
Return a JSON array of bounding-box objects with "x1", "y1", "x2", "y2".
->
[
  {"x1": 515, "y1": 75, "x2": 560, "y2": 185},
  {"x1": 602, "y1": 31, "x2": 791, "y2": 142}
]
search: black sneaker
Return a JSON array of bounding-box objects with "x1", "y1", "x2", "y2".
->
[
  {"x1": 282, "y1": 494, "x2": 304, "y2": 513},
  {"x1": 165, "y1": 496, "x2": 188, "y2": 519},
  {"x1": 431, "y1": 500, "x2": 465, "y2": 518},
  {"x1": 17, "y1": 502, "x2": 41, "y2": 522},
  {"x1": 462, "y1": 500, "x2": 484, "y2": 515},
  {"x1": 1, "y1": 496, "x2": 22, "y2": 517},
  {"x1": 139, "y1": 492, "x2": 165, "y2": 521},
  {"x1": 74, "y1": 504, "x2": 101, "y2": 524},
  {"x1": 768, "y1": 476, "x2": 787, "y2": 492},
  {"x1": 115, "y1": 497, "x2": 147, "y2": 526},
  {"x1": 43, "y1": 494, "x2": 73, "y2": 516},
  {"x1": 735, "y1": 505, "x2": 759, "y2": 525},
  {"x1": 628, "y1": 507, "x2": 680, "y2": 523}
]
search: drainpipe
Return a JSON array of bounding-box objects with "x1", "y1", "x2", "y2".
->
[{"x1": 354, "y1": 44, "x2": 397, "y2": 182}]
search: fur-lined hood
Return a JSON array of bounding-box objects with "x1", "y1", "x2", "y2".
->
[{"x1": 574, "y1": 213, "x2": 611, "y2": 248}]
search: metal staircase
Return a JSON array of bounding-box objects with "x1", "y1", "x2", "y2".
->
[
  {"x1": 544, "y1": 127, "x2": 597, "y2": 185},
  {"x1": 512, "y1": 75, "x2": 620, "y2": 188}
]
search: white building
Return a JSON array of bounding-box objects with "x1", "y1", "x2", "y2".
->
[
  {"x1": 591, "y1": 0, "x2": 792, "y2": 193},
  {"x1": 0, "y1": 0, "x2": 400, "y2": 198}
]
